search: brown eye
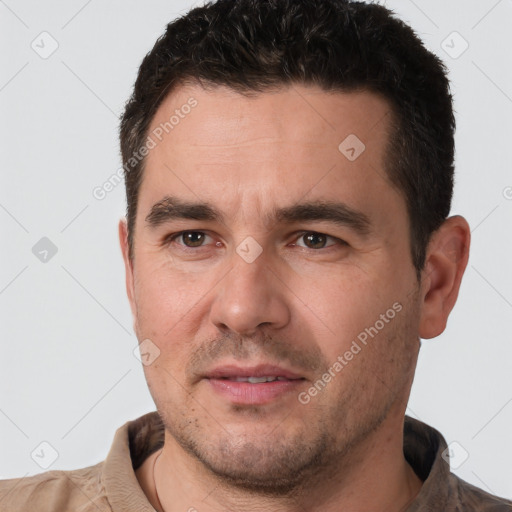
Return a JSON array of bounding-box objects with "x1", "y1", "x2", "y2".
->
[
  {"x1": 293, "y1": 231, "x2": 345, "y2": 250},
  {"x1": 302, "y1": 232, "x2": 328, "y2": 249},
  {"x1": 180, "y1": 231, "x2": 206, "y2": 247}
]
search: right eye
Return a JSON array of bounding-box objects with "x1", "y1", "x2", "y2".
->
[{"x1": 168, "y1": 231, "x2": 212, "y2": 248}]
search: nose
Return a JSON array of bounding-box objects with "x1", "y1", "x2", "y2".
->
[{"x1": 209, "y1": 250, "x2": 291, "y2": 337}]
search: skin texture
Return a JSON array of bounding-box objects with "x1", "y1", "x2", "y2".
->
[{"x1": 120, "y1": 84, "x2": 470, "y2": 511}]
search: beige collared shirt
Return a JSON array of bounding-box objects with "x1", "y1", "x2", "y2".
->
[{"x1": 1, "y1": 412, "x2": 510, "y2": 511}]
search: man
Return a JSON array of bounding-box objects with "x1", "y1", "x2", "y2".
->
[{"x1": 1, "y1": 0, "x2": 510, "y2": 510}]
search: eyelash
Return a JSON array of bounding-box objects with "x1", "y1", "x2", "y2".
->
[{"x1": 164, "y1": 231, "x2": 348, "y2": 252}]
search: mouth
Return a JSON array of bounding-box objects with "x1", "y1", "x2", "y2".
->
[{"x1": 203, "y1": 364, "x2": 306, "y2": 405}]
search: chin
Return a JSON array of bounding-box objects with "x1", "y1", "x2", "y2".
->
[
  {"x1": 172, "y1": 423, "x2": 333, "y2": 495},
  {"x1": 197, "y1": 444, "x2": 326, "y2": 495}
]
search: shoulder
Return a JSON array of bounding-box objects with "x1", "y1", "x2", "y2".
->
[
  {"x1": 0, "y1": 462, "x2": 112, "y2": 512},
  {"x1": 452, "y1": 473, "x2": 512, "y2": 511}
]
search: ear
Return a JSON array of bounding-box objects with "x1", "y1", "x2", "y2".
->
[
  {"x1": 419, "y1": 215, "x2": 471, "y2": 339},
  {"x1": 118, "y1": 218, "x2": 137, "y2": 325}
]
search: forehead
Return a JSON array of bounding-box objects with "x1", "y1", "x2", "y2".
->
[
  {"x1": 148, "y1": 83, "x2": 392, "y2": 152},
  {"x1": 140, "y1": 83, "x2": 404, "y2": 229}
]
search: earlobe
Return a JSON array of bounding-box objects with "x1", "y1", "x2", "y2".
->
[{"x1": 418, "y1": 216, "x2": 471, "y2": 339}]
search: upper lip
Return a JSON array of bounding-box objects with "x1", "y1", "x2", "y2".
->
[{"x1": 204, "y1": 364, "x2": 304, "y2": 380}]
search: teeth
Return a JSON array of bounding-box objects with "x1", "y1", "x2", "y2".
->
[
  {"x1": 248, "y1": 376, "x2": 275, "y2": 383},
  {"x1": 231, "y1": 376, "x2": 281, "y2": 383}
]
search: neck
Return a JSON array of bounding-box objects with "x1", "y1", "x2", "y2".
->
[{"x1": 139, "y1": 407, "x2": 423, "y2": 512}]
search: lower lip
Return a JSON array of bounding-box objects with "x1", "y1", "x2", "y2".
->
[{"x1": 207, "y1": 378, "x2": 304, "y2": 405}]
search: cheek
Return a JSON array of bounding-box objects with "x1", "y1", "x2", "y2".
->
[
  {"x1": 133, "y1": 261, "x2": 219, "y2": 371},
  {"x1": 294, "y1": 269, "x2": 396, "y2": 358},
  {"x1": 134, "y1": 260, "x2": 210, "y2": 325}
]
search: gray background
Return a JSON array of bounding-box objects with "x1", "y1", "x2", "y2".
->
[{"x1": 1, "y1": 0, "x2": 511, "y2": 501}]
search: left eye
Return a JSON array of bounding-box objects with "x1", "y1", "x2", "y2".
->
[
  {"x1": 294, "y1": 232, "x2": 341, "y2": 249},
  {"x1": 169, "y1": 231, "x2": 213, "y2": 248}
]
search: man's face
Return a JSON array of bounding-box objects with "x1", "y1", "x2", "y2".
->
[{"x1": 121, "y1": 84, "x2": 422, "y2": 491}]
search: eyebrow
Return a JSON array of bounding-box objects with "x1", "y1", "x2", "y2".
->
[
  {"x1": 145, "y1": 195, "x2": 371, "y2": 235},
  {"x1": 145, "y1": 196, "x2": 222, "y2": 227},
  {"x1": 272, "y1": 201, "x2": 371, "y2": 235}
]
